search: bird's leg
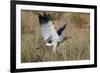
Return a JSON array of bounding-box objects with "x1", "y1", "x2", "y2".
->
[{"x1": 52, "y1": 41, "x2": 58, "y2": 52}]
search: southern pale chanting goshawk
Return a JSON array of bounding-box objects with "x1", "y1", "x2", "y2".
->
[{"x1": 38, "y1": 12, "x2": 67, "y2": 52}]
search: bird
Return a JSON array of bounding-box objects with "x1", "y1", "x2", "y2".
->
[{"x1": 38, "y1": 12, "x2": 67, "y2": 52}]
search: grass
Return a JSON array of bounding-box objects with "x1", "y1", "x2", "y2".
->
[{"x1": 21, "y1": 10, "x2": 90, "y2": 63}]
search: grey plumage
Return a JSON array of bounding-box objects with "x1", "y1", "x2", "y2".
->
[{"x1": 38, "y1": 12, "x2": 67, "y2": 52}]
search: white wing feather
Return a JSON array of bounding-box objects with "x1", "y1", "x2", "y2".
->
[{"x1": 40, "y1": 21, "x2": 59, "y2": 43}]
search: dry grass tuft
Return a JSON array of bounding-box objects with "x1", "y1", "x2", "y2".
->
[{"x1": 21, "y1": 10, "x2": 90, "y2": 63}]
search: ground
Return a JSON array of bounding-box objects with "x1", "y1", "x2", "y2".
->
[{"x1": 21, "y1": 10, "x2": 90, "y2": 63}]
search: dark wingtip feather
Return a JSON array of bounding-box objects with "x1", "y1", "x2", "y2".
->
[
  {"x1": 43, "y1": 12, "x2": 47, "y2": 16},
  {"x1": 57, "y1": 23, "x2": 68, "y2": 36},
  {"x1": 38, "y1": 12, "x2": 52, "y2": 24}
]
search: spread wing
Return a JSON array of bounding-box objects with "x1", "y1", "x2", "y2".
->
[
  {"x1": 38, "y1": 12, "x2": 59, "y2": 43},
  {"x1": 57, "y1": 24, "x2": 67, "y2": 36}
]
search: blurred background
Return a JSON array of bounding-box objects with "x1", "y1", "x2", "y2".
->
[{"x1": 21, "y1": 10, "x2": 90, "y2": 63}]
